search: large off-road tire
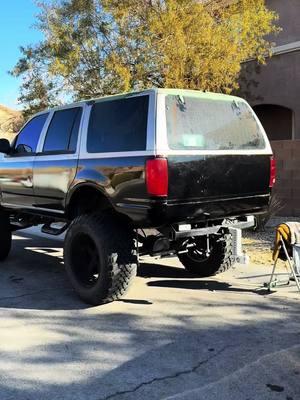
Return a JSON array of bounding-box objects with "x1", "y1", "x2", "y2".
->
[
  {"x1": 0, "y1": 210, "x2": 12, "y2": 261},
  {"x1": 64, "y1": 213, "x2": 137, "y2": 305},
  {"x1": 178, "y1": 231, "x2": 233, "y2": 277}
]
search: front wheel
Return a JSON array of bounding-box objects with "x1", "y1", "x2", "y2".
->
[
  {"x1": 64, "y1": 213, "x2": 137, "y2": 305},
  {"x1": 178, "y1": 231, "x2": 234, "y2": 277}
]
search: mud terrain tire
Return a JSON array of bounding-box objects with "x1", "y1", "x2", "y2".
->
[{"x1": 64, "y1": 213, "x2": 137, "y2": 305}]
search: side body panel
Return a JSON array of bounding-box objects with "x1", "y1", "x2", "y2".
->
[
  {"x1": 68, "y1": 154, "x2": 270, "y2": 227},
  {"x1": 0, "y1": 112, "x2": 51, "y2": 209},
  {"x1": 68, "y1": 155, "x2": 150, "y2": 222},
  {"x1": 33, "y1": 156, "x2": 78, "y2": 212},
  {"x1": 0, "y1": 156, "x2": 35, "y2": 207},
  {"x1": 32, "y1": 105, "x2": 86, "y2": 212}
]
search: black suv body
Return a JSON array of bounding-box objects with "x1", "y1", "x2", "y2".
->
[{"x1": 0, "y1": 89, "x2": 274, "y2": 304}]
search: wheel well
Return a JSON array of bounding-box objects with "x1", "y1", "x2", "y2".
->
[{"x1": 67, "y1": 186, "x2": 113, "y2": 220}]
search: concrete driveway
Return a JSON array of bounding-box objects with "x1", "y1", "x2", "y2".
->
[{"x1": 0, "y1": 228, "x2": 299, "y2": 400}]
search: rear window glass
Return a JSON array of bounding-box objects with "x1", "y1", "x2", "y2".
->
[
  {"x1": 87, "y1": 96, "x2": 149, "y2": 153},
  {"x1": 165, "y1": 95, "x2": 266, "y2": 150}
]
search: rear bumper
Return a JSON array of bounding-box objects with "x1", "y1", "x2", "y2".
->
[
  {"x1": 170, "y1": 216, "x2": 255, "y2": 240},
  {"x1": 116, "y1": 193, "x2": 270, "y2": 227}
]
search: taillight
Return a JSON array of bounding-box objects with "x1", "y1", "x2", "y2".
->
[
  {"x1": 146, "y1": 157, "x2": 168, "y2": 197},
  {"x1": 269, "y1": 156, "x2": 276, "y2": 188}
]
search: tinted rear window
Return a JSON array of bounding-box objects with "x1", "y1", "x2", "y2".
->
[
  {"x1": 87, "y1": 96, "x2": 149, "y2": 153},
  {"x1": 165, "y1": 95, "x2": 266, "y2": 150}
]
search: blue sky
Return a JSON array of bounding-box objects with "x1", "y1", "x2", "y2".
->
[{"x1": 0, "y1": 0, "x2": 42, "y2": 109}]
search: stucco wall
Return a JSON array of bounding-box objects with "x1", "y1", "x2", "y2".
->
[
  {"x1": 266, "y1": 0, "x2": 300, "y2": 45},
  {"x1": 271, "y1": 140, "x2": 300, "y2": 216},
  {"x1": 240, "y1": 51, "x2": 300, "y2": 139},
  {"x1": 240, "y1": 1, "x2": 300, "y2": 216},
  {"x1": 239, "y1": 0, "x2": 300, "y2": 139}
]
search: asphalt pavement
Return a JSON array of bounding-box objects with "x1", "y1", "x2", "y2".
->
[{"x1": 0, "y1": 227, "x2": 299, "y2": 400}]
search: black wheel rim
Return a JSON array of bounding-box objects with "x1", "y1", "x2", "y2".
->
[{"x1": 70, "y1": 233, "x2": 100, "y2": 288}]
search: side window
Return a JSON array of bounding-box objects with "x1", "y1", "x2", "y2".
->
[
  {"x1": 14, "y1": 113, "x2": 49, "y2": 155},
  {"x1": 42, "y1": 107, "x2": 82, "y2": 153},
  {"x1": 87, "y1": 96, "x2": 149, "y2": 153}
]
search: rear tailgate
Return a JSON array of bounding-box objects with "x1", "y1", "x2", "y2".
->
[
  {"x1": 168, "y1": 154, "x2": 270, "y2": 201},
  {"x1": 166, "y1": 154, "x2": 271, "y2": 219}
]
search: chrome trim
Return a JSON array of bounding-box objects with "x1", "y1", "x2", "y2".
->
[
  {"x1": 146, "y1": 91, "x2": 156, "y2": 151},
  {"x1": 3, "y1": 156, "x2": 36, "y2": 163},
  {"x1": 34, "y1": 154, "x2": 78, "y2": 161},
  {"x1": 79, "y1": 103, "x2": 92, "y2": 156},
  {"x1": 36, "y1": 111, "x2": 55, "y2": 153},
  {"x1": 172, "y1": 216, "x2": 255, "y2": 240},
  {"x1": 167, "y1": 193, "x2": 270, "y2": 206},
  {"x1": 156, "y1": 93, "x2": 168, "y2": 154},
  {"x1": 156, "y1": 149, "x2": 273, "y2": 156},
  {"x1": 79, "y1": 150, "x2": 155, "y2": 160},
  {"x1": 116, "y1": 203, "x2": 150, "y2": 210}
]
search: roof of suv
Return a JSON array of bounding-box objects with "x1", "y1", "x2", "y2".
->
[{"x1": 38, "y1": 88, "x2": 246, "y2": 115}]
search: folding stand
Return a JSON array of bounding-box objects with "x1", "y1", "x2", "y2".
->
[{"x1": 267, "y1": 238, "x2": 300, "y2": 293}]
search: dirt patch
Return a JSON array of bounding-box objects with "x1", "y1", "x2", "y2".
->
[{"x1": 243, "y1": 228, "x2": 274, "y2": 266}]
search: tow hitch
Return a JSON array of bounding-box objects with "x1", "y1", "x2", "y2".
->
[{"x1": 172, "y1": 216, "x2": 254, "y2": 265}]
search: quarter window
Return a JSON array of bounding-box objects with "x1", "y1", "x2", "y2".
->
[
  {"x1": 87, "y1": 96, "x2": 149, "y2": 153},
  {"x1": 43, "y1": 108, "x2": 82, "y2": 153},
  {"x1": 14, "y1": 113, "x2": 49, "y2": 154}
]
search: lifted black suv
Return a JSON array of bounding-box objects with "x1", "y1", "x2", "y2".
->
[{"x1": 0, "y1": 89, "x2": 274, "y2": 305}]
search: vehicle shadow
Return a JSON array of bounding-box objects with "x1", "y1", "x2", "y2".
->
[
  {"x1": 147, "y1": 279, "x2": 257, "y2": 294},
  {"x1": 138, "y1": 262, "x2": 195, "y2": 279},
  {"x1": 0, "y1": 230, "x2": 274, "y2": 311},
  {"x1": 0, "y1": 231, "x2": 88, "y2": 311}
]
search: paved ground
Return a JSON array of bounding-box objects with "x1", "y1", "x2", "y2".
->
[{"x1": 0, "y1": 228, "x2": 299, "y2": 400}]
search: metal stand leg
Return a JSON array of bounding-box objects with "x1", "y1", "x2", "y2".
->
[
  {"x1": 267, "y1": 257, "x2": 279, "y2": 290},
  {"x1": 281, "y1": 240, "x2": 300, "y2": 293},
  {"x1": 292, "y1": 246, "x2": 300, "y2": 276}
]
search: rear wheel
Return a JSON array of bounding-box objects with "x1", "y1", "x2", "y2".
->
[
  {"x1": 64, "y1": 213, "x2": 137, "y2": 305},
  {"x1": 0, "y1": 211, "x2": 12, "y2": 261},
  {"x1": 178, "y1": 231, "x2": 233, "y2": 277}
]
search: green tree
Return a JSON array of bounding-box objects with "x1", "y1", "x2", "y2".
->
[{"x1": 12, "y1": 0, "x2": 279, "y2": 117}]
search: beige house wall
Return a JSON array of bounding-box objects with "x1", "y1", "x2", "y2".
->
[
  {"x1": 239, "y1": 1, "x2": 300, "y2": 215},
  {"x1": 239, "y1": 0, "x2": 300, "y2": 139},
  {"x1": 271, "y1": 140, "x2": 300, "y2": 217}
]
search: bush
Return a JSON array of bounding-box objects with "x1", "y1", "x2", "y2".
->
[{"x1": 254, "y1": 194, "x2": 283, "y2": 232}]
